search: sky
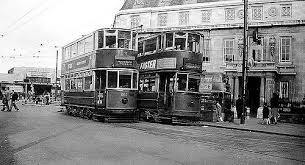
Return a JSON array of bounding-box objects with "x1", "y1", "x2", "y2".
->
[{"x1": 0, "y1": 0, "x2": 124, "y2": 73}]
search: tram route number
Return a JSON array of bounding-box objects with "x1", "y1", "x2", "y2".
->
[{"x1": 121, "y1": 92, "x2": 128, "y2": 97}]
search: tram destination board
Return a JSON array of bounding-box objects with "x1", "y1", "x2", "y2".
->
[{"x1": 183, "y1": 58, "x2": 201, "y2": 71}]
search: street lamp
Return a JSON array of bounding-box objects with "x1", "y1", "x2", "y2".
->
[{"x1": 240, "y1": 0, "x2": 248, "y2": 124}]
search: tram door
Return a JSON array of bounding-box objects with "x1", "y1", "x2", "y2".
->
[
  {"x1": 158, "y1": 72, "x2": 175, "y2": 112},
  {"x1": 95, "y1": 70, "x2": 106, "y2": 107}
]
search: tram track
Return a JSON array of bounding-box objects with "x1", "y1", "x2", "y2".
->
[{"x1": 109, "y1": 122, "x2": 305, "y2": 163}]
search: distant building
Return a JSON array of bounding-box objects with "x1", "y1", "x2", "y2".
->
[
  {"x1": 114, "y1": 0, "x2": 305, "y2": 115},
  {"x1": 1, "y1": 67, "x2": 60, "y2": 96}
]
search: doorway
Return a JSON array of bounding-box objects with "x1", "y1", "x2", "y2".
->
[{"x1": 246, "y1": 77, "x2": 261, "y2": 117}]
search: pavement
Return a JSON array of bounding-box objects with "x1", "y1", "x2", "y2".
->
[{"x1": 199, "y1": 118, "x2": 305, "y2": 138}]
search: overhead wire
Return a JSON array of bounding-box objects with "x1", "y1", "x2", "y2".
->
[{"x1": 1, "y1": 0, "x2": 50, "y2": 37}]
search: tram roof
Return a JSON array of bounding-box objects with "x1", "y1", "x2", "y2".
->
[{"x1": 62, "y1": 27, "x2": 135, "y2": 48}]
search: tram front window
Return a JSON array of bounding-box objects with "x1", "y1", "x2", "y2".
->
[
  {"x1": 119, "y1": 71, "x2": 132, "y2": 88},
  {"x1": 106, "y1": 36, "x2": 116, "y2": 48},
  {"x1": 118, "y1": 31, "x2": 131, "y2": 49},
  {"x1": 177, "y1": 74, "x2": 187, "y2": 91},
  {"x1": 175, "y1": 32, "x2": 186, "y2": 50},
  {"x1": 108, "y1": 71, "x2": 118, "y2": 88},
  {"x1": 188, "y1": 77, "x2": 199, "y2": 92}
]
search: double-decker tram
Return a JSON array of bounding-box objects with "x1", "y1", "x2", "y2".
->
[
  {"x1": 61, "y1": 28, "x2": 139, "y2": 122},
  {"x1": 136, "y1": 31, "x2": 204, "y2": 124}
]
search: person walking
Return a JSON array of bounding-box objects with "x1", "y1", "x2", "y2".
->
[
  {"x1": 2, "y1": 88, "x2": 11, "y2": 111},
  {"x1": 262, "y1": 103, "x2": 270, "y2": 125},
  {"x1": 236, "y1": 95, "x2": 243, "y2": 119},
  {"x1": 216, "y1": 100, "x2": 223, "y2": 122},
  {"x1": 270, "y1": 93, "x2": 279, "y2": 124},
  {"x1": 11, "y1": 90, "x2": 20, "y2": 111}
]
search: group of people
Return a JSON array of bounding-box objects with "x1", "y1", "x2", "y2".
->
[
  {"x1": 262, "y1": 93, "x2": 280, "y2": 125},
  {"x1": 1, "y1": 88, "x2": 20, "y2": 111},
  {"x1": 235, "y1": 93, "x2": 280, "y2": 124}
]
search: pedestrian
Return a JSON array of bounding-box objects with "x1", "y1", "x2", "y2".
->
[
  {"x1": 216, "y1": 100, "x2": 223, "y2": 122},
  {"x1": 270, "y1": 93, "x2": 279, "y2": 124},
  {"x1": 262, "y1": 103, "x2": 270, "y2": 125},
  {"x1": 11, "y1": 90, "x2": 20, "y2": 111},
  {"x1": 2, "y1": 88, "x2": 10, "y2": 111},
  {"x1": 236, "y1": 95, "x2": 243, "y2": 119}
]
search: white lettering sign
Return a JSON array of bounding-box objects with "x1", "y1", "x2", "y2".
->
[{"x1": 140, "y1": 60, "x2": 156, "y2": 70}]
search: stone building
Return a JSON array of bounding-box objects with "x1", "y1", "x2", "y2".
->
[{"x1": 114, "y1": 0, "x2": 305, "y2": 115}]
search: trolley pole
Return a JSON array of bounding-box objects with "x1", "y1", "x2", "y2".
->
[
  {"x1": 55, "y1": 50, "x2": 58, "y2": 102},
  {"x1": 240, "y1": 0, "x2": 248, "y2": 124}
]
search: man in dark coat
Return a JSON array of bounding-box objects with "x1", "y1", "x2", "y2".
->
[
  {"x1": 236, "y1": 95, "x2": 243, "y2": 119},
  {"x1": 11, "y1": 90, "x2": 19, "y2": 111}
]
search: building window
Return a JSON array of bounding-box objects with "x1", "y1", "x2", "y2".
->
[
  {"x1": 179, "y1": 11, "x2": 189, "y2": 26},
  {"x1": 158, "y1": 13, "x2": 167, "y2": 26},
  {"x1": 223, "y1": 39, "x2": 234, "y2": 62},
  {"x1": 252, "y1": 6, "x2": 263, "y2": 20},
  {"x1": 281, "y1": 4, "x2": 292, "y2": 17},
  {"x1": 249, "y1": 37, "x2": 264, "y2": 62},
  {"x1": 131, "y1": 15, "x2": 140, "y2": 28},
  {"x1": 280, "y1": 37, "x2": 291, "y2": 63},
  {"x1": 225, "y1": 8, "x2": 235, "y2": 21},
  {"x1": 201, "y1": 10, "x2": 211, "y2": 23},
  {"x1": 280, "y1": 81, "x2": 289, "y2": 99}
]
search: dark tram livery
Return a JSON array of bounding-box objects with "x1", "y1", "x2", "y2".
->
[
  {"x1": 61, "y1": 28, "x2": 139, "y2": 122},
  {"x1": 136, "y1": 31, "x2": 204, "y2": 123}
]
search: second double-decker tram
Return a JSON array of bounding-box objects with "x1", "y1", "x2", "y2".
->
[
  {"x1": 61, "y1": 28, "x2": 139, "y2": 122},
  {"x1": 136, "y1": 31, "x2": 204, "y2": 123}
]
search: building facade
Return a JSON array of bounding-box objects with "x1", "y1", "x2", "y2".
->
[
  {"x1": 114, "y1": 0, "x2": 305, "y2": 115},
  {"x1": 1, "y1": 67, "x2": 60, "y2": 96}
]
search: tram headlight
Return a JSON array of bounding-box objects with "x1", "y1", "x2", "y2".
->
[{"x1": 122, "y1": 98, "x2": 128, "y2": 104}]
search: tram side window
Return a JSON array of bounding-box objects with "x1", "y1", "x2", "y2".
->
[
  {"x1": 175, "y1": 32, "x2": 186, "y2": 50},
  {"x1": 132, "y1": 32, "x2": 137, "y2": 50},
  {"x1": 187, "y1": 34, "x2": 200, "y2": 53},
  {"x1": 71, "y1": 44, "x2": 77, "y2": 57},
  {"x1": 70, "y1": 79, "x2": 76, "y2": 91},
  {"x1": 142, "y1": 77, "x2": 156, "y2": 92},
  {"x1": 166, "y1": 33, "x2": 174, "y2": 48},
  {"x1": 138, "y1": 41, "x2": 143, "y2": 56},
  {"x1": 76, "y1": 78, "x2": 83, "y2": 91},
  {"x1": 133, "y1": 72, "x2": 138, "y2": 89},
  {"x1": 98, "y1": 31, "x2": 104, "y2": 48},
  {"x1": 177, "y1": 74, "x2": 187, "y2": 91},
  {"x1": 188, "y1": 77, "x2": 199, "y2": 92},
  {"x1": 118, "y1": 31, "x2": 131, "y2": 49},
  {"x1": 108, "y1": 71, "x2": 118, "y2": 88},
  {"x1": 84, "y1": 35, "x2": 94, "y2": 53},
  {"x1": 65, "y1": 79, "x2": 70, "y2": 91},
  {"x1": 84, "y1": 76, "x2": 92, "y2": 90},
  {"x1": 119, "y1": 71, "x2": 132, "y2": 88}
]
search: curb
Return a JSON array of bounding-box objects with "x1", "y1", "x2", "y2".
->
[{"x1": 199, "y1": 123, "x2": 305, "y2": 138}]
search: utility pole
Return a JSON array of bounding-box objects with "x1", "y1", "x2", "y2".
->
[
  {"x1": 240, "y1": 0, "x2": 248, "y2": 124},
  {"x1": 55, "y1": 50, "x2": 58, "y2": 102}
]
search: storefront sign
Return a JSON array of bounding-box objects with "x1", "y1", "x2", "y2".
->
[
  {"x1": 139, "y1": 60, "x2": 156, "y2": 70},
  {"x1": 157, "y1": 58, "x2": 176, "y2": 69}
]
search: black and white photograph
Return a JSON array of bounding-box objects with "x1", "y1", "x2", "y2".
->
[{"x1": 1, "y1": 0, "x2": 305, "y2": 164}]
